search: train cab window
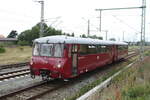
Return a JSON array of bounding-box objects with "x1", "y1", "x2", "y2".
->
[
  {"x1": 54, "y1": 44, "x2": 64, "y2": 57},
  {"x1": 33, "y1": 44, "x2": 40, "y2": 56},
  {"x1": 39, "y1": 44, "x2": 64, "y2": 57},
  {"x1": 41, "y1": 44, "x2": 53, "y2": 57}
]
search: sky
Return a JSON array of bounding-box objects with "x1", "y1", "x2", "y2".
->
[{"x1": 0, "y1": 0, "x2": 149, "y2": 42}]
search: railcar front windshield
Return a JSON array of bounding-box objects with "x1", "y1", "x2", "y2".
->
[{"x1": 33, "y1": 43, "x2": 64, "y2": 57}]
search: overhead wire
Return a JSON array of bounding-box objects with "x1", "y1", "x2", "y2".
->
[{"x1": 111, "y1": 15, "x2": 141, "y2": 34}]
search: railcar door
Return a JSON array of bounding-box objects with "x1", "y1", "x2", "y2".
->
[
  {"x1": 113, "y1": 45, "x2": 118, "y2": 61},
  {"x1": 72, "y1": 44, "x2": 78, "y2": 76}
]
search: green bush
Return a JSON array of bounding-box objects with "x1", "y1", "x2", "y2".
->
[
  {"x1": 19, "y1": 47, "x2": 24, "y2": 51},
  {"x1": 122, "y1": 84, "x2": 150, "y2": 99},
  {"x1": 144, "y1": 50, "x2": 150, "y2": 56},
  {"x1": 0, "y1": 46, "x2": 6, "y2": 53},
  {"x1": 18, "y1": 40, "x2": 29, "y2": 46}
]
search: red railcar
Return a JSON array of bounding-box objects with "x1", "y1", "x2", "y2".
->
[{"x1": 30, "y1": 35, "x2": 128, "y2": 80}]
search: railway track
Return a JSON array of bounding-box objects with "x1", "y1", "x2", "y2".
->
[
  {"x1": 125, "y1": 52, "x2": 138, "y2": 60},
  {"x1": 0, "y1": 62, "x2": 30, "y2": 81},
  {"x1": 0, "y1": 68, "x2": 30, "y2": 81},
  {"x1": 0, "y1": 51, "x2": 139, "y2": 100},
  {"x1": 0, "y1": 62, "x2": 29, "y2": 70},
  {"x1": 0, "y1": 79, "x2": 67, "y2": 100},
  {"x1": 20, "y1": 82, "x2": 65, "y2": 100}
]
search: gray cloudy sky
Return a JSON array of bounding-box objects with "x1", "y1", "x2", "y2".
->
[{"x1": 0, "y1": 0, "x2": 149, "y2": 41}]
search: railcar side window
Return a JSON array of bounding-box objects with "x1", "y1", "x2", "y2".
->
[
  {"x1": 97, "y1": 45, "x2": 107, "y2": 53},
  {"x1": 118, "y1": 45, "x2": 127, "y2": 51},
  {"x1": 79, "y1": 45, "x2": 88, "y2": 55},
  {"x1": 72, "y1": 45, "x2": 78, "y2": 53},
  {"x1": 87, "y1": 45, "x2": 97, "y2": 54},
  {"x1": 33, "y1": 44, "x2": 40, "y2": 56},
  {"x1": 101, "y1": 46, "x2": 106, "y2": 52},
  {"x1": 79, "y1": 45, "x2": 110, "y2": 55},
  {"x1": 97, "y1": 45, "x2": 101, "y2": 53},
  {"x1": 106, "y1": 46, "x2": 111, "y2": 52},
  {"x1": 125, "y1": 46, "x2": 128, "y2": 50}
]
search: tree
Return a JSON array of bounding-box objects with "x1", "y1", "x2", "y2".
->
[
  {"x1": 80, "y1": 34, "x2": 87, "y2": 38},
  {"x1": 7, "y1": 30, "x2": 18, "y2": 38},
  {"x1": 89, "y1": 35, "x2": 103, "y2": 40},
  {"x1": 18, "y1": 23, "x2": 63, "y2": 45},
  {"x1": 71, "y1": 33, "x2": 75, "y2": 37},
  {"x1": 109, "y1": 38, "x2": 116, "y2": 41},
  {"x1": 44, "y1": 26, "x2": 62, "y2": 36},
  {"x1": 80, "y1": 34, "x2": 102, "y2": 40}
]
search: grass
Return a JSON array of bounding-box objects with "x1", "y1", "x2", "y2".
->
[
  {"x1": 128, "y1": 46, "x2": 150, "y2": 52},
  {"x1": 121, "y1": 60, "x2": 150, "y2": 100},
  {"x1": 144, "y1": 50, "x2": 150, "y2": 56},
  {"x1": 128, "y1": 46, "x2": 139, "y2": 51},
  {"x1": 122, "y1": 84, "x2": 150, "y2": 100},
  {"x1": 0, "y1": 46, "x2": 32, "y2": 65},
  {"x1": 0, "y1": 46, "x2": 6, "y2": 53},
  {"x1": 98, "y1": 55, "x2": 150, "y2": 100}
]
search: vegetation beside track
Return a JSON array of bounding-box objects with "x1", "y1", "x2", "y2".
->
[
  {"x1": 128, "y1": 46, "x2": 139, "y2": 51},
  {"x1": 95, "y1": 53, "x2": 150, "y2": 100},
  {"x1": 144, "y1": 49, "x2": 150, "y2": 56},
  {"x1": 67, "y1": 56, "x2": 137, "y2": 100},
  {"x1": 128, "y1": 46, "x2": 150, "y2": 52},
  {"x1": 0, "y1": 46, "x2": 32, "y2": 65},
  {"x1": 0, "y1": 46, "x2": 6, "y2": 53}
]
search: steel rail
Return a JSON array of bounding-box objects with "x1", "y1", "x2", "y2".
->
[
  {"x1": 0, "y1": 68, "x2": 29, "y2": 76},
  {"x1": 0, "y1": 70, "x2": 30, "y2": 80},
  {"x1": 0, "y1": 81, "x2": 46, "y2": 99},
  {"x1": 26, "y1": 83, "x2": 66, "y2": 100},
  {"x1": 0, "y1": 62, "x2": 29, "y2": 70},
  {"x1": 0, "y1": 80, "x2": 67, "y2": 100}
]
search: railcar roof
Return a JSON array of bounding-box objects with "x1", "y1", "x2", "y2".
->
[{"x1": 34, "y1": 35, "x2": 128, "y2": 45}]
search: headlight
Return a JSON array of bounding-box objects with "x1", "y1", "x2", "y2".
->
[
  {"x1": 57, "y1": 64, "x2": 61, "y2": 68},
  {"x1": 30, "y1": 59, "x2": 33, "y2": 65}
]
